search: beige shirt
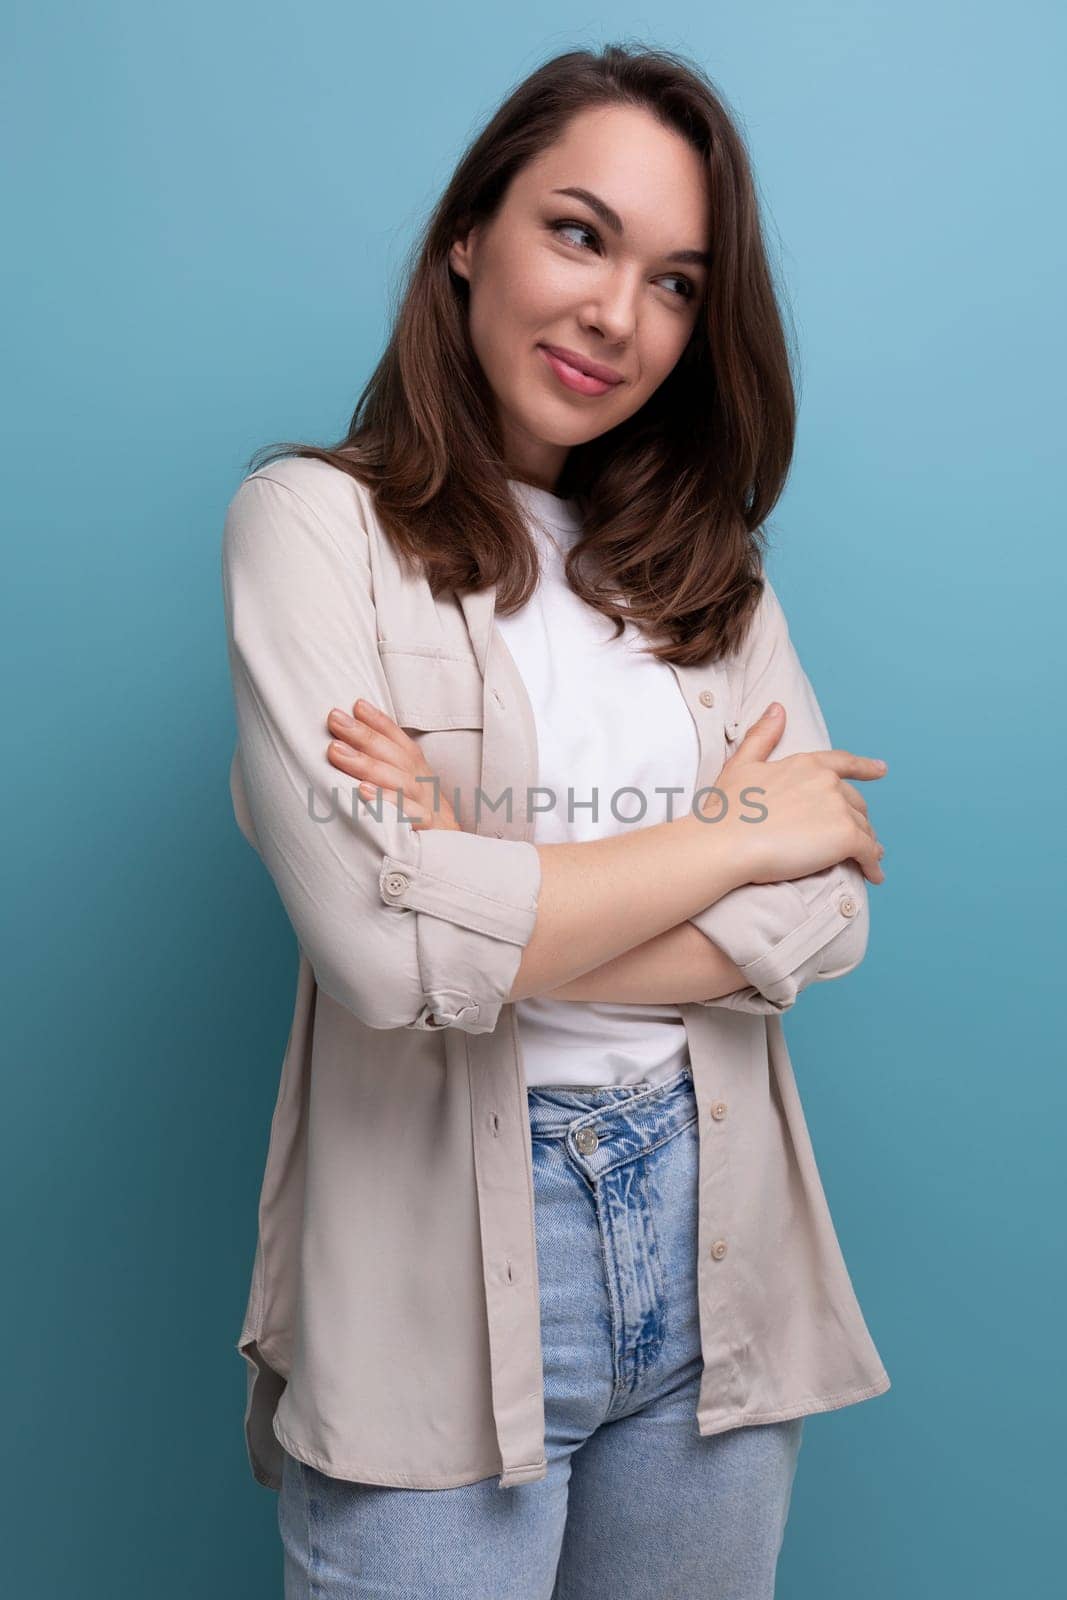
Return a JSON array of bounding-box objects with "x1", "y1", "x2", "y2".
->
[{"x1": 221, "y1": 455, "x2": 891, "y2": 1493}]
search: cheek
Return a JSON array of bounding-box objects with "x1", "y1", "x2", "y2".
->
[
  {"x1": 622, "y1": 319, "x2": 694, "y2": 405},
  {"x1": 644, "y1": 318, "x2": 693, "y2": 379},
  {"x1": 467, "y1": 257, "x2": 547, "y2": 377},
  {"x1": 481, "y1": 236, "x2": 585, "y2": 340}
]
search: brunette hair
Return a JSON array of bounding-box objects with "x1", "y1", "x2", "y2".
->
[{"x1": 248, "y1": 41, "x2": 800, "y2": 665}]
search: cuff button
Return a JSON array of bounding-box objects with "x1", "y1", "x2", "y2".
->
[
  {"x1": 839, "y1": 896, "x2": 858, "y2": 917},
  {"x1": 384, "y1": 871, "x2": 410, "y2": 895}
]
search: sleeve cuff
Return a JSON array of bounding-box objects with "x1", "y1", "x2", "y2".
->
[
  {"x1": 378, "y1": 829, "x2": 542, "y2": 1034},
  {"x1": 689, "y1": 869, "x2": 868, "y2": 1015}
]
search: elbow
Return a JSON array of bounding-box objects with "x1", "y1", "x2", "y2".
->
[
  {"x1": 305, "y1": 942, "x2": 493, "y2": 1034},
  {"x1": 250, "y1": 811, "x2": 541, "y2": 1037},
  {"x1": 299, "y1": 930, "x2": 427, "y2": 1031},
  {"x1": 271, "y1": 872, "x2": 427, "y2": 1031},
  {"x1": 779, "y1": 876, "x2": 871, "y2": 1007},
  {"x1": 710, "y1": 874, "x2": 871, "y2": 1016},
  {"x1": 302, "y1": 909, "x2": 524, "y2": 1037},
  {"x1": 812, "y1": 860, "x2": 871, "y2": 985},
  {"x1": 814, "y1": 888, "x2": 870, "y2": 984}
]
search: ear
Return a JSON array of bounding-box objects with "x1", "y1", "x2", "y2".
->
[{"x1": 448, "y1": 224, "x2": 478, "y2": 282}]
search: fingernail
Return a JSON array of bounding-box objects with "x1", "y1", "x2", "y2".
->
[
  {"x1": 765, "y1": 702, "x2": 781, "y2": 716},
  {"x1": 874, "y1": 759, "x2": 888, "y2": 771}
]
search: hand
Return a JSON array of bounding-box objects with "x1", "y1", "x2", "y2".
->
[
  {"x1": 705, "y1": 703, "x2": 888, "y2": 885},
  {"x1": 325, "y1": 698, "x2": 462, "y2": 832}
]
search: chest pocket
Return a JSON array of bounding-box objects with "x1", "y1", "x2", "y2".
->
[
  {"x1": 376, "y1": 645, "x2": 485, "y2": 816},
  {"x1": 376, "y1": 645, "x2": 485, "y2": 730}
]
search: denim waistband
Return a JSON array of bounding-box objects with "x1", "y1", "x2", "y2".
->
[{"x1": 526, "y1": 1064, "x2": 695, "y2": 1147}]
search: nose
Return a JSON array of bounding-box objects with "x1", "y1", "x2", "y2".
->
[{"x1": 581, "y1": 266, "x2": 641, "y2": 347}]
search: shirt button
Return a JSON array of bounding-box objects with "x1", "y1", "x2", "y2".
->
[
  {"x1": 574, "y1": 1127, "x2": 599, "y2": 1155},
  {"x1": 710, "y1": 1100, "x2": 727, "y2": 1120},
  {"x1": 710, "y1": 1239, "x2": 728, "y2": 1260},
  {"x1": 698, "y1": 688, "x2": 716, "y2": 707},
  {"x1": 383, "y1": 871, "x2": 409, "y2": 895},
  {"x1": 839, "y1": 897, "x2": 858, "y2": 917}
]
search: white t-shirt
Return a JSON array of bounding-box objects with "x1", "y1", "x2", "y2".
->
[{"x1": 496, "y1": 478, "x2": 702, "y2": 1089}]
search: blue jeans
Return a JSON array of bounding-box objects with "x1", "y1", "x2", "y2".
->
[{"x1": 278, "y1": 1065, "x2": 803, "y2": 1598}]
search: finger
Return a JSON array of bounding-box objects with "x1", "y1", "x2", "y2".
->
[
  {"x1": 327, "y1": 706, "x2": 413, "y2": 769},
  {"x1": 327, "y1": 742, "x2": 421, "y2": 809},
  {"x1": 838, "y1": 780, "x2": 889, "y2": 870},
  {"x1": 838, "y1": 779, "x2": 869, "y2": 819},
  {"x1": 819, "y1": 750, "x2": 889, "y2": 782},
  {"x1": 851, "y1": 847, "x2": 884, "y2": 885},
  {"x1": 732, "y1": 702, "x2": 787, "y2": 762},
  {"x1": 356, "y1": 781, "x2": 435, "y2": 828},
  {"x1": 851, "y1": 823, "x2": 886, "y2": 884},
  {"x1": 862, "y1": 822, "x2": 887, "y2": 867},
  {"x1": 843, "y1": 793, "x2": 883, "y2": 855},
  {"x1": 855, "y1": 858, "x2": 884, "y2": 886},
  {"x1": 348, "y1": 698, "x2": 422, "y2": 758},
  {"x1": 329, "y1": 742, "x2": 451, "y2": 830},
  {"x1": 356, "y1": 779, "x2": 459, "y2": 833},
  {"x1": 866, "y1": 852, "x2": 886, "y2": 884}
]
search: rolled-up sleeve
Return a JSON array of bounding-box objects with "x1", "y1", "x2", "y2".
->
[
  {"x1": 221, "y1": 470, "x2": 541, "y2": 1034},
  {"x1": 689, "y1": 579, "x2": 870, "y2": 1015}
]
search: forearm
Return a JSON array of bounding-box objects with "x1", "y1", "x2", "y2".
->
[
  {"x1": 509, "y1": 812, "x2": 748, "y2": 1002},
  {"x1": 539, "y1": 920, "x2": 749, "y2": 1005},
  {"x1": 681, "y1": 577, "x2": 880, "y2": 1015}
]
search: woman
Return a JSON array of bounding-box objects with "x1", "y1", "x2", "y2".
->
[{"x1": 222, "y1": 42, "x2": 890, "y2": 1600}]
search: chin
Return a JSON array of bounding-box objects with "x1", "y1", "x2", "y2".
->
[{"x1": 505, "y1": 403, "x2": 579, "y2": 451}]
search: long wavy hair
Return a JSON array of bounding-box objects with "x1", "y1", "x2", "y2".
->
[{"x1": 248, "y1": 41, "x2": 800, "y2": 665}]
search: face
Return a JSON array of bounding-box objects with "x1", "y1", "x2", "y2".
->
[{"x1": 448, "y1": 102, "x2": 712, "y2": 491}]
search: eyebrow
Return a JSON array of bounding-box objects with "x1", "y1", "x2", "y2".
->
[{"x1": 550, "y1": 185, "x2": 711, "y2": 268}]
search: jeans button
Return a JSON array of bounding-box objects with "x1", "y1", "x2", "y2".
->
[{"x1": 574, "y1": 1127, "x2": 599, "y2": 1155}]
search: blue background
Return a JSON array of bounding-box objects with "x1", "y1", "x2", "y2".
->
[{"x1": 4, "y1": 2, "x2": 1063, "y2": 1594}]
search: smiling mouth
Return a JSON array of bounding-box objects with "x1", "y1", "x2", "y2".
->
[{"x1": 538, "y1": 345, "x2": 623, "y2": 397}]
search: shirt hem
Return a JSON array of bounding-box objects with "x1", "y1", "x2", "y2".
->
[
  {"x1": 271, "y1": 1415, "x2": 545, "y2": 1492},
  {"x1": 262, "y1": 1375, "x2": 891, "y2": 1493},
  {"x1": 696, "y1": 1371, "x2": 892, "y2": 1436}
]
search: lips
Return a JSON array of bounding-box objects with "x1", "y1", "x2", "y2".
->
[{"x1": 538, "y1": 343, "x2": 624, "y2": 397}]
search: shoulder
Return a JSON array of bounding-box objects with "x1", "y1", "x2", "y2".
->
[
  {"x1": 249, "y1": 453, "x2": 376, "y2": 520},
  {"x1": 223, "y1": 455, "x2": 377, "y2": 563},
  {"x1": 735, "y1": 572, "x2": 790, "y2": 671},
  {"x1": 754, "y1": 573, "x2": 788, "y2": 629}
]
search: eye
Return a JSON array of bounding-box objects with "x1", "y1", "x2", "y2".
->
[
  {"x1": 661, "y1": 274, "x2": 695, "y2": 301},
  {"x1": 548, "y1": 218, "x2": 696, "y2": 301},
  {"x1": 550, "y1": 218, "x2": 600, "y2": 252}
]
